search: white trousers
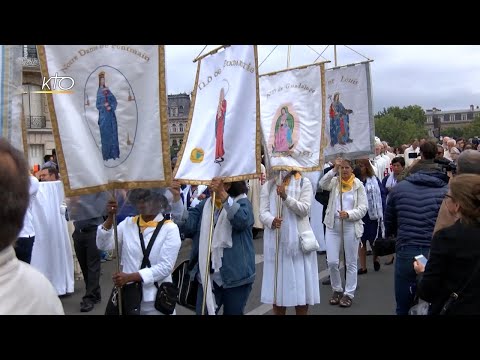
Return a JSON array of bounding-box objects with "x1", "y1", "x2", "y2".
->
[{"x1": 325, "y1": 218, "x2": 359, "y2": 298}]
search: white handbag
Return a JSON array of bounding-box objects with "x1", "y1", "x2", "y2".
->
[{"x1": 297, "y1": 215, "x2": 320, "y2": 253}]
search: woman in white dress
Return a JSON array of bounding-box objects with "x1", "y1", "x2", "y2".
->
[{"x1": 260, "y1": 171, "x2": 320, "y2": 315}]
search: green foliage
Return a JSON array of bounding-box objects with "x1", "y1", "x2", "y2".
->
[
  {"x1": 462, "y1": 117, "x2": 480, "y2": 140},
  {"x1": 375, "y1": 114, "x2": 427, "y2": 147},
  {"x1": 375, "y1": 105, "x2": 426, "y2": 127},
  {"x1": 442, "y1": 127, "x2": 464, "y2": 139}
]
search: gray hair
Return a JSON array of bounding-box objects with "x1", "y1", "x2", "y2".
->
[{"x1": 457, "y1": 149, "x2": 480, "y2": 175}]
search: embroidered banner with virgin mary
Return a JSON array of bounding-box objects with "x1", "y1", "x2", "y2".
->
[
  {"x1": 174, "y1": 45, "x2": 261, "y2": 184},
  {"x1": 259, "y1": 63, "x2": 327, "y2": 172},
  {"x1": 323, "y1": 62, "x2": 375, "y2": 161},
  {"x1": 1, "y1": 45, "x2": 25, "y2": 154},
  {"x1": 38, "y1": 45, "x2": 171, "y2": 196}
]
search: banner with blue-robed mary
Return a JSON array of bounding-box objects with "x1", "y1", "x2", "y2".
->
[
  {"x1": 259, "y1": 62, "x2": 327, "y2": 172},
  {"x1": 0, "y1": 45, "x2": 26, "y2": 154},
  {"x1": 38, "y1": 45, "x2": 171, "y2": 196},
  {"x1": 323, "y1": 62, "x2": 375, "y2": 161},
  {"x1": 174, "y1": 45, "x2": 261, "y2": 184}
]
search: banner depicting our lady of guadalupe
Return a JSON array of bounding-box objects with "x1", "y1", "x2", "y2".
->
[
  {"x1": 323, "y1": 61, "x2": 375, "y2": 161},
  {"x1": 174, "y1": 45, "x2": 261, "y2": 184},
  {"x1": 259, "y1": 63, "x2": 326, "y2": 172},
  {"x1": 38, "y1": 45, "x2": 171, "y2": 196},
  {"x1": 1, "y1": 45, "x2": 26, "y2": 154}
]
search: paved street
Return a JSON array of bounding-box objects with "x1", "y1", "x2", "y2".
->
[{"x1": 61, "y1": 232, "x2": 396, "y2": 315}]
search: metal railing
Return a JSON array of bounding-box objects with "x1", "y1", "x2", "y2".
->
[
  {"x1": 22, "y1": 57, "x2": 40, "y2": 67},
  {"x1": 26, "y1": 116, "x2": 46, "y2": 129}
]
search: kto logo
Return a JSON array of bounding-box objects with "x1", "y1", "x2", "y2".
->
[{"x1": 33, "y1": 72, "x2": 75, "y2": 94}]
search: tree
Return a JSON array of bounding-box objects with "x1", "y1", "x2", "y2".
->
[
  {"x1": 442, "y1": 127, "x2": 464, "y2": 139},
  {"x1": 375, "y1": 114, "x2": 427, "y2": 147},
  {"x1": 375, "y1": 105, "x2": 426, "y2": 127},
  {"x1": 462, "y1": 117, "x2": 480, "y2": 140}
]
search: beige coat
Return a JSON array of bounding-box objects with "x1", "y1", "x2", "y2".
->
[
  {"x1": 433, "y1": 200, "x2": 458, "y2": 235},
  {"x1": 0, "y1": 246, "x2": 64, "y2": 315}
]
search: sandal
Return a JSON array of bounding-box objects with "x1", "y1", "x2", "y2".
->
[
  {"x1": 329, "y1": 291, "x2": 343, "y2": 305},
  {"x1": 339, "y1": 295, "x2": 353, "y2": 307}
]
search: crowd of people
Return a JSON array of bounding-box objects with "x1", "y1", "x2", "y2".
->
[{"x1": 1, "y1": 132, "x2": 479, "y2": 315}]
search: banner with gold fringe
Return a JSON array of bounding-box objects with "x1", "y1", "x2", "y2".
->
[
  {"x1": 38, "y1": 45, "x2": 171, "y2": 196},
  {"x1": 174, "y1": 45, "x2": 261, "y2": 184}
]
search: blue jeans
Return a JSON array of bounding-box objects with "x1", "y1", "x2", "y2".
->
[
  {"x1": 395, "y1": 245, "x2": 430, "y2": 315},
  {"x1": 196, "y1": 281, "x2": 253, "y2": 315},
  {"x1": 15, "y1": 236, "x2": 35, "y2": 264}
]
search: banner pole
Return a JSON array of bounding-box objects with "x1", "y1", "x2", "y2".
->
[
  {"x1": 201, "y1": 192, "x2": 216, "y2": 315},
  {"x1": 273, "y1": 172, "x2": 283, "y2": 306},
  {"x1": 111, "y1": 189, "x2": 122, "y2": 315}
]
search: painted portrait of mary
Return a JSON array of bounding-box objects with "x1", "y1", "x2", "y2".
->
[
  {"x1": 272, "y1": 106, "x2": 295, "y2": 154},
  {"x1": 96, "y1": 71, "x2": 120, "y2": 161}
]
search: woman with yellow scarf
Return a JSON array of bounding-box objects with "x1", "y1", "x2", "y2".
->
[{"x1": 318, "y1": 158, "x2": 367, "y2": 308}]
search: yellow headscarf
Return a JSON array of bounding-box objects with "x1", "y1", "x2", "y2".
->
[{"x1": 341, "y1": 174, "x2": 355, "y2": 192}]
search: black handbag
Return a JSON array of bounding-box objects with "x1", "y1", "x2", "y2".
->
[
  {"x1": 137, "y1": 219, "x2": 179, "y2": 315},
  {"x1": 372, "y1": 236, "x2": 396, "y2": 257},
  {"x1": 105, "y1": 282, "x2": 143, "y2": 316},
  {"x1": 155, "y1": 282, "x2": 179, "y2": 315},
  {"x1": 172, "y1": 258, "x2": 198, "y2": 311}
]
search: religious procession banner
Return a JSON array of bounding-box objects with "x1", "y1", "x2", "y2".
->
[
  {"x1": 259, "y1": 63, "x2": 326, "y2": 172},
  {"x1": 38, "y1": 45, "x2": 171, "y2": 196},
  {"x1": 1, "y1": 45, "x2": 26, "y2": 154},
  {"x1": 323, "y1": 62, "x2": 375, "y2": 161},
  {"x1": 174, "y1": 45, "x2": 261, "y2": 184}
]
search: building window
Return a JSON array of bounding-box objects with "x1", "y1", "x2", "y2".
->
[
  {"x1": 23, "y1": 45, "x2": 37, "y2": 58},
  {"x1": 179, "y1": 123, "x2": 184, "y2": 132},
  {"x1": 179, "y1": 105, "x2": 184, "y2": 115},
  {"x1": 23, "y1": 84, "x2": 46, "y2": 129},
  {"x1": 438, "y1": 115, "x2": 444, "y2": 122},
  {"x1": 172, "y1": 139, "x2": 178, "y2": 147},
  {"x1": 450, "y1": 114, "x2": 455, "y2": 122},
  {"x1": 461, "y1": 113, "x2": 467, "y2": 121},
  {"x1": 427, "y1": 116, "x2": 433, "y2": 123},
  {"x1": 171, "y1": 124, "x2": 176, "y2": 133}
]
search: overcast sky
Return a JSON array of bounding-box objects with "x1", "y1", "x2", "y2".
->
[{"x1": 165, "y1": 45, "x2": 480, "y2": 114}]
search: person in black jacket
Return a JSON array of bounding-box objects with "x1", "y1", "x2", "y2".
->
[{"x1": 414, "y1": 174, "x2": 480, "y2": 315}]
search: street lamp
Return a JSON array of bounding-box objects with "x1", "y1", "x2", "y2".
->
[{"x1": 432, "y1": 107, "x2": 441, "y2": 139}]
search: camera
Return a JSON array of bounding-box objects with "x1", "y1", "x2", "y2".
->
[{"x1": 434, "y1": 157, "x2": 457, "y2": 175}]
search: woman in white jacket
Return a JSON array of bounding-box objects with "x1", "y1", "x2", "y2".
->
[
  {"x1": 318, "y1": 158, "x2": 367, "y2": 307},
  {"x1": 97, "y1": 188, "x2": 181, "y2": 315}
]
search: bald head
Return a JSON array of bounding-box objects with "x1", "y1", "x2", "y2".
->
[
  {"x1": 457, "y1": 149, "x2": 480, "y2": 175},
  {"x1": 0, "y1": 138, "x2": 30, "y2": 250}
]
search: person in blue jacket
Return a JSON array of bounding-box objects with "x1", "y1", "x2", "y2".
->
[{"x1": 178, "y1": 177, "x2": 255, "y2": 315}]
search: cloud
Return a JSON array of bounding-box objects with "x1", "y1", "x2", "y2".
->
[{"x1": 165, "y1": 45, "x2": 480, "y2": 113}]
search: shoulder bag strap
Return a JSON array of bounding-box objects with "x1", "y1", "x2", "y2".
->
[
  {"x1": 441, "y1": 258, "x2": 480, "y2": 314},
  {"x1": 138, "y1": 217, "x2": 166, "y2": 269},
  {"x1": 455, "y1": 259, "x2": 480, "y2": 296}
]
